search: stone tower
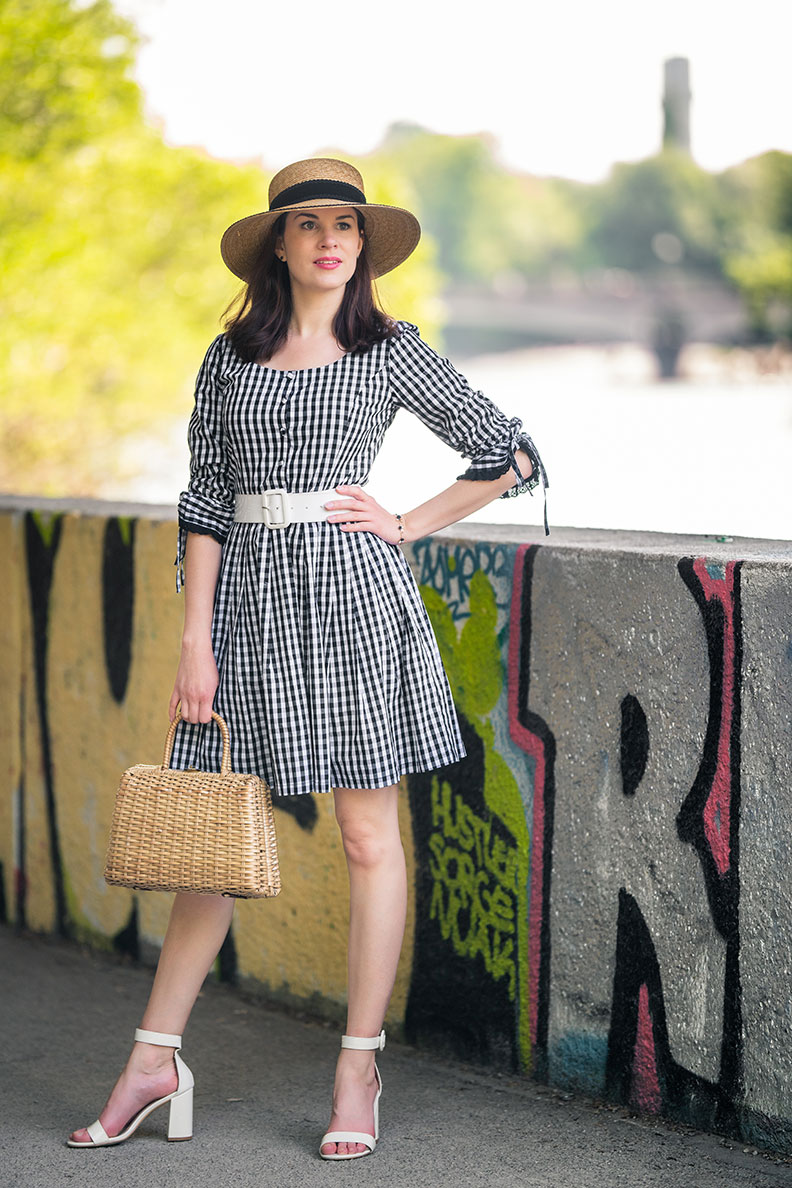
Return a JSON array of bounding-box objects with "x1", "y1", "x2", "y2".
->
[{"x1": 662, "y1": 57, "x2": 692, "y2": 154}]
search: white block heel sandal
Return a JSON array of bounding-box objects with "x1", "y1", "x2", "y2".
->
[
  {"x1": 319, "y1": 1029, "x2": 386, "y2": 1160},
  {"x1": 66, "y1": 1028, "x2": 194, "y2": 1148}
]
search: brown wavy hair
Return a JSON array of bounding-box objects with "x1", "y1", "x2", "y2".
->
[{"x1": 223, "y1": 212, "x2": 397, "y2": 363}]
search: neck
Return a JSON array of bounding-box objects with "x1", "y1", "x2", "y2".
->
[{"x1": 288, "y1": 282, "x2": 345, "y2": 338}]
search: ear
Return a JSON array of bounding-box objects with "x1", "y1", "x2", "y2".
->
[{"x1": 274, "y1": 234, "x2": 286, "y2": 262}]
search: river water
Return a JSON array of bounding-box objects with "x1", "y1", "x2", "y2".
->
[{"x1": 113, "y1": 343, "x2": 792, "y2": 542}]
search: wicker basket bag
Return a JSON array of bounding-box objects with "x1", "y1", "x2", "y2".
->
[{"x1": 104, "y1": 711, "x2": 281, "y2": 898}]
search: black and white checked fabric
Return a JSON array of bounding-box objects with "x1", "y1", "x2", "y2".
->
[{"x1": 170, "y1": 321, "x2": 547, "y2": 796}]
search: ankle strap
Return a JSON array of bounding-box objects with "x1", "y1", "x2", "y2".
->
[
  {"x1": 135, "y1": 1027, "x2": 182, "y2": 1048},
  {"x1": 341, "y1": 1029, "x2": 386, "y2": 1051}
]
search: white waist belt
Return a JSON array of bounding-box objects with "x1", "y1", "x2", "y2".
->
[{"x1": 234, "y1": 487, "x2": 338, "y2": 528}]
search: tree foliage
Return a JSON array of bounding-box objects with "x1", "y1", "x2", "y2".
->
[
  {"x1": 375, "y1": 125, "x2": 582, "y2": 284},
  {"x1": 0, "y1": 0, "x2": 140, "y2": 160},
  {"x1": 719, "y1": 152, "x2": 792, "y2": 337},
  {"x1": 0, "y1": 0, "x2": 441, "y2": 496},
  {"x1": 1, "y1": 130, "x2": 267, "y2": 492},
  {"x1": 577, "y1": 150, "x2": 729, "y2": 275}
]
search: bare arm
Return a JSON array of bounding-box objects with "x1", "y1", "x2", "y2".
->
[
  {"x1": 400, "y1": 448, "x2": 533, "y2": 541},
  {"x1": 325, "y1": 448, "x2": 534, "y2": 543},
  {"x1": 169, "y1": 531, "x2": 223, "y2": 724}
]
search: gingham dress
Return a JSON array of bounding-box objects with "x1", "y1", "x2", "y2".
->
[{"x1": 170, "y1": 320, "x2": 547, "y2": 796}]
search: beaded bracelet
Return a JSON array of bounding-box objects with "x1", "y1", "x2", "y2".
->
[{"x1": 395, "y1": 513, "x2": 405, "y2": 545}]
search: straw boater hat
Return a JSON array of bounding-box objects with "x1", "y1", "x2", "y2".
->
[{"x1": 220, "y1": 158, "x2": 421, "y2": 282}]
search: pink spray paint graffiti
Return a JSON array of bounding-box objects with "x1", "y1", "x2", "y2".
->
[
  {"x1": 630, "y1": 983, "x2": 662, "y2": 1114},
  {"x1": 507, "y1": 544, "x2": 555, "y2": 1077},
  {"x1": 688, "y1": 559, "x2": 738, "y2": 878}
]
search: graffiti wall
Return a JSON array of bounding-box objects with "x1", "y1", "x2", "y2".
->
[
  {"x1": 0, "y1": 503, "x2": 417, "y2": 1021},
  {"x1": 2, "y1": 500, "x2": 791, "y2": 1155}
]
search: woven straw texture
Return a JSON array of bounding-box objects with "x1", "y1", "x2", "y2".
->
[{"x1": 104, "y1": 713, "x2": 280, "y2": 898}]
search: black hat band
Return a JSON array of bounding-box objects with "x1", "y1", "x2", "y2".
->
[{"x1": 269, "y1": 178, "x2": 367, "y2": 211}]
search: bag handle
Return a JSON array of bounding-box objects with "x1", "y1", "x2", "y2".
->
[{"x1": 163, "y1": 710, "x2": 232, "y2": 775}]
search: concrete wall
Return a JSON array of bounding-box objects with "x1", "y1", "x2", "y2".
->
[{"x1": 2, "y1": 496, "x2": 791, "y2": 1154}]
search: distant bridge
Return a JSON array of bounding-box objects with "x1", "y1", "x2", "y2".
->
[{"x1": 442, "y1": 277, "x2": 748, "y2": 358}]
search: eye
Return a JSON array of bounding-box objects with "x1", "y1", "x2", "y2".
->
[
  {"x1": 337, "y1": 221, "x2": 352, "y2": 230},
  {"x1": 299, "y1": 219, "x2": 316, "y2": 230}
]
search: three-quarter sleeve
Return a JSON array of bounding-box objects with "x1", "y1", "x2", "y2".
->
[
  {"x1": 175, "y1": 334, "x2": 235, "y2": 590},
  {"x1": 387, "y1": 322, "x2": 549, "y2": 532}
]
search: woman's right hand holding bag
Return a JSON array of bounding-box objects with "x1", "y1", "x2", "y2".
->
[{"x1": 169, "y1": 638, "x2": 219, "y2": 724}]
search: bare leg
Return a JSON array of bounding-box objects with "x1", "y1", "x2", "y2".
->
[
  {"x1": 321, "y1": 784, "x2": 407, "y2": 1157},
  {"x1": 69, "y1": 892, "x2": 235, "y2": 1143}
]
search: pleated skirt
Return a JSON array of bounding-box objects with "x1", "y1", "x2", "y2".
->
[{"x1": 169, "y1": 522, "x2": 467, "y2": 796}]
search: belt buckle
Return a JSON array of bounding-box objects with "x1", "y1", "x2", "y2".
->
[{"x1": 261, "y1": 487, "x2": 290, "y2": 528}]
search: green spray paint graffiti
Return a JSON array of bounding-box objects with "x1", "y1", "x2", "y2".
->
[
  {"x1": 428, "y1": 779, "x2": 521, "y2": 995},
  {"x1": 406, "y1": 565, "x2": 532, "y2": 1069},
  {"x1": 414, "y1": 537, "x2": 515, "y2": 623}
]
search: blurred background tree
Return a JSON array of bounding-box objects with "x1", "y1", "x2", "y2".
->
[
  {"x1": 720, "y1": 152, "x2": 792, "y2": 339},
  {"x1": 0, "y1": 0, "x2": 140, "y2": 159},
  {"x1": 0, "y1": 0, "x2": 440, "y2": 496},
  {"x1": 376, "y1": 124, "x2": 583, "y2": 284},
  {"x1": 576, "y1": 150, "x2": 727, "y2": 276}
]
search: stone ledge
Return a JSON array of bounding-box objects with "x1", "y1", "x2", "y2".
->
[{"x1": 2, "y1": 493, "x2": 790, "y2": 563}]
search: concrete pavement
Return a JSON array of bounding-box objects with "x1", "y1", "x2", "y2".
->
[{"x1": 2, "y1": 926, "x2": 791, "y2": 1188}]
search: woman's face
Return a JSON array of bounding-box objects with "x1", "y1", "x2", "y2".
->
[{"x1": 276, "y1": 208, "x2": 363, "y2": 293}]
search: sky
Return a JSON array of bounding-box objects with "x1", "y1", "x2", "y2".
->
[{"x1": 115, "y1": 0, "x2": 792, "y2": 182}]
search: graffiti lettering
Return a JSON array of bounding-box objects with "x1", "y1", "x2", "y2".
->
[
  {"x1": 427, "y1": 778, "x2": 518, "y2": 997},
  {"x1": 406, "y1": 568, "x2": 530, "y2": 1071},
  {"x1": 414, "y1": 538, "x2": 513, "y2": 622}
]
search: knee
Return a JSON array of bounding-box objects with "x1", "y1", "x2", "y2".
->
[{"x1": 338, "y1": 818, "x2": 398, "y2": 870}]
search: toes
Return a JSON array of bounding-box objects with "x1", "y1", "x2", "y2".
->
[
  {"x1": 69, "y1": 1128, "x2": 90, "y2": 1144},
  {"x1": 320, "y1": 1141, "x2": 368, "y2": 1156}
]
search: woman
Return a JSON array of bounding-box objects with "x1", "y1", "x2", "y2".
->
[{"x1": 67, "y1": 158, "x2": 548, "y2": 1160}]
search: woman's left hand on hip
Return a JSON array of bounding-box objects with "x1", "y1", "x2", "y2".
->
[{"x1": 325, "y1": 485, "x2": 404, "y2": 544}]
